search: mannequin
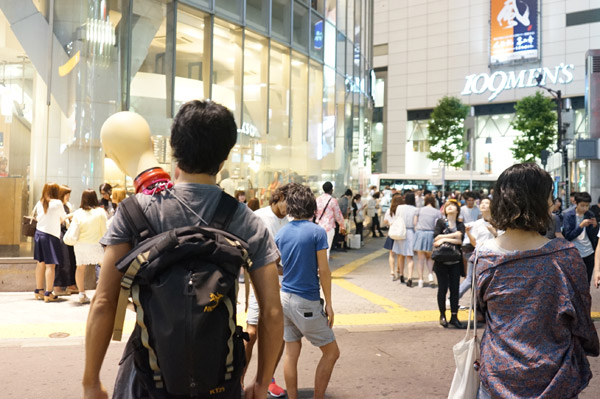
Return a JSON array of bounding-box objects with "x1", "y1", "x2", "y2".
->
[{"x1": 100, "y1": 112, "x2": 171, "y2": 193}]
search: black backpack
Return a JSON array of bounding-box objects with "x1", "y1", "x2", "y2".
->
[{"x1": 111, "y1": 192, "x2": 251, "y2": 397}]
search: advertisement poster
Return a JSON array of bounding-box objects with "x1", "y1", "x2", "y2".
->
[{"x1": 490, "y1": 0, "x2": 538, "y2": 64}]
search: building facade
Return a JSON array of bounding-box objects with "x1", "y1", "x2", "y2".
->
[
  {"x1": 0, "y1": 0, "x2": 374, "y2": 260},
  {"x1": 373, "y1": 0, "x2": 600, "y2": 197}
]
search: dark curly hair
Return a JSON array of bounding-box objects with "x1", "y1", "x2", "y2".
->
[
  {"x1": 170, "y1": 100, "x2": 237, "y2": 175},
  {"x1": 285, "y1": 183, "x2": 316, "y2": 220},
  {"x1": 270, "y1": 183, "x2": 292, "y2": 205},
  {"x1": 491, "y1": 163, "x2": 553, "y2": 232}
]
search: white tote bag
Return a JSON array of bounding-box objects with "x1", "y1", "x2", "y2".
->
[
  {"x1": 388, "y1": 207, "x2": 406, "y2": 240},
  {"x1": 448, "y1": 252, "x2": 480, "y2": 399}
]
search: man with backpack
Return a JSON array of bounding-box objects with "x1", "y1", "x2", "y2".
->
[{"x1": 83, "y1": 100, "x2": 283, "y2": 399}]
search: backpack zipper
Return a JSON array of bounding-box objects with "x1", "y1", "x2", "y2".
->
[{"x1": 186, "y1": 271, "x2": 198, "y2": 395}]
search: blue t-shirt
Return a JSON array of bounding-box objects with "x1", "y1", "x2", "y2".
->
[{"x1": 275, "y1": 220, "x2": 329, "y2": 301}]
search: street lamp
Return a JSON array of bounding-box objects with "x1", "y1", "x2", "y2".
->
[{"x1": 535, "y1": 74, "x2": 568, "y2": 199}]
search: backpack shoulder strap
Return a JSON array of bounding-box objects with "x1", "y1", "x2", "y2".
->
[
  {"x1": 210, "y1": 191, "x2": 239, "y2": 230},
  {"x1": 119, "y1": 196, "x2": 157, "y2": 243}
]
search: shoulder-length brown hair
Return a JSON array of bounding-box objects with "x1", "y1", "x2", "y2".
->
[
  {"x1": 58, "y1": 185, "x2": 72, "y2": 203},
  {"x1": 390, "y1": 194, "x2": 404, "y2": 216},
  {"x1": 491, "y1": 163, "x2": 553, "y2": 231},
  {"x1": 40, "y1": 182, "x2": 60, "y2": 213},
  {"x1": 80, "y1": 189, "x2": 99, "y2": 210}
]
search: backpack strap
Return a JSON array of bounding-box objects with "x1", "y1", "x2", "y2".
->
[
  {"x1": 210, "y1": 191, "x2": 239, "y2": 230},
  {"x1": 119, "y1": 196, "x2": 156, "y2": 244}
]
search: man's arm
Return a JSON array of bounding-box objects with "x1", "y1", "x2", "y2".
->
[
  {"x1": 82, "y1": 243, "x2": 131, "y2": 398},
  {"x1": 246, "y1": 262, "x2": 283, "y2": 398},
  {"x1": 317, "y1": 249, "x2": 334, "y2": 328},
  {"x1": 594, "y1": 240, "x2": 600, "y2": 289}
]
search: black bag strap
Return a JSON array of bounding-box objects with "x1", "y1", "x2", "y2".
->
[
  {"x1": 120, "y1": 196, "x2": 157, "y2": 244},
  {"x1": 210, "y1": 191, "x2": 239, "y2": 230},
  {"x1": 314, "y1": 196, "x2": 333, "y2": 223}
]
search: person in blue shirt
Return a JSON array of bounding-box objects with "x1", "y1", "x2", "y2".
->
[{"x1": 275, "y1": 183, "x2": 340, "y2": 399}]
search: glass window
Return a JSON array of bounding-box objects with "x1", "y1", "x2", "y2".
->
[
  {"x1": 354, "y1": 0, "x2": 361, "y2": 45},
  {"x1": 268, "y1": 41, "x2": 290, "y2": 139},
  {"x1": 290, "y1": 51, "x2": 309, "y2": 180},
  {"x1": 308, "y1": 61, "x2": 323, "y2": 162},
  {"x1": 346, "y1": 38, "x2": 353, "y2": 77},
  {"x1": 215, "y1": 0, "x2": 243, "y2": 23},
  {"x1": 181, "y1": 0, "x2": 211, "y2": 10},
  {"x1": 347, "y1": 0, "x2": 354, "y2": 42},
  {"x1": 293, "y1": 2, "x2": 309, "y2": 52},
  {"x1": 324, "y1": 22, "x2": 335, "y2": 67},
  {"x1": 336, "y1": 72, "x2": 346, "y2": 156},
  {"x1": 336, "y1": 31, "x2": 345, "y2": 74},
  {"x1": 212, "y1": 18, "x2": 243, "y2": 124},
  {"x1": 326, "y1": 0, "x2": 337, "y2": 24},
  {"x1": 243, "y1": 30, "x2": 269, "y2": 139},
  {"x1": 174, "y1": 7, "x2": 210, "y2": 112},
  {"x1": 311, "y1": 0, "x2": 325, "y2": 14},
  {"x1": 272, "y1": 0, "x2": 292, "y2": 43},
  {"x1": 337, "y1": 0, "x2": 346, "y2": 34},
  {"x1": 130, "y1": 1, "x2": 171, "y2": 137},
  {"x1": 310, "y1": 12, "x2": 324, "y2": 61},
  {"x1": 322, "y1": 66, "x2": 336, "y2": 160},
  {"x1": 246, "y1": 0, "x2": 269, "y2": 33}
]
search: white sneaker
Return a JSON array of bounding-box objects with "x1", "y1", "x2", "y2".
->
[
  {"x1": 418, "y1": 280, "x2": 424, "y2": 288},
  {"x1": 428, "y1": 273, "x2": 434, "y2": 283}
]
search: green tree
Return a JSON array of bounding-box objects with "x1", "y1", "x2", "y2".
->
[
  {"x1": 427, "y1": 96, "x2": 469, "y2": 168},
  {"x1": 511, "y1": 91, "x2": 557, "y2": 163}
]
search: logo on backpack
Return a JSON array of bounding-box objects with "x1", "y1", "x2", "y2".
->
[{"x1": 205, "y1": 292, "x2": 225, "y2": 312}]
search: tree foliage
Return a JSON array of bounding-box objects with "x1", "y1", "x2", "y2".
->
[
  {"x1": 511, "y1": 91, "x2": 557, "y2": 163},
  {"x1": 427, "y1": 96, "x2": 469, "y2": 168}
]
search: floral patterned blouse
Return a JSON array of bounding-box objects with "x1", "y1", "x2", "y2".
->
[
  {"x1": 475, "y1": 238, "x2": 599, "y2": 398},
  {"x1": 315, "y1": 193, "x2": 345, "y2": 233}
]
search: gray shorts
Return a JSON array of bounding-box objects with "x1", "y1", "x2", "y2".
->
[{"x1": 281, "y1": 291, "x2": 336, "y2": 347}]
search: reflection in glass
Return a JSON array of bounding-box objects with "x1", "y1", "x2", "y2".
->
[
  {"x1": 347, "y1": 0, "x2": 354, "y2": 42},
  {"x1": 272, "y1": 0, "x2": 292, "y2": 43},
  {"x1": 293, "y1": 2, "x2": 309, "y2": 52},
  {"x1": 326, "y1": 0, "x2": 337, "y2": 23},
  {"x1": 246, "y1": 0, "x2": 269, "y2": 33},
  {"x1": 290, "y1": 52, "x2": 309, "y2": 181},
  {"x1": 336, "y1": 31, "x2": 346, "y2": 74},
  {"x1": 212, "y1": 18, "x2": 243, "y2": 124},
  {"x1": 311, "y1": 11, "x2": 324, "y2": 61},
  {"x1": 308, "y1": 60, "x2": 324, "y2": 161},
  {"x1": 354, "y1": 0, "x2": 361, "y2": 46},
  {"x1": 337, "y1": 0, "x2": 346, "y2": 34},
  {"x1": 311, "y1": 0, "x2": 325, "y2": 14},
  {"x1": 243, "y1": 31, "x2": 268, "y2": 138},
  {"x1": 174, "y1": 7, "x2": 209, "y2": 113},
  {"x1": 130, "y1": 1, "x2": 169, "y2": 135},
  {"x1": 324, "y1": 22, "x2": 335, "y2": 67},
  {"x1": 268, "y1": 41, "x2": 290, "y2": 140},
  {"x1": 322, "y1": 66, "x2": 336, "y2": 161},
  {"x1": 215, "y1": 0, "x2": 243, "y2": 23}
]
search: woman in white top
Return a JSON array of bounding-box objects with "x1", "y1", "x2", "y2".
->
[
  {"x1": 394, "y1": 192, "x2": 418, "y2": 287},
  {"x1": 33, "y1": 182, "x2": 67, "y2": 302},
  {"x1": 71, "y1": 189, "x2": 108, "y2": 303},
  {"x1": 383, "y1": 195, "x2": 404, "y2": 280}
]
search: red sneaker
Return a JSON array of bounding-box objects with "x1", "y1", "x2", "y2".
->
[{"x1": 268, "y1": 380, "x2": 286, "y2": 398}]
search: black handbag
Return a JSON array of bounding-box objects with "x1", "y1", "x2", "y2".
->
[{"x1": 432, "y1": 220, "x2": 462, "y2": 262}]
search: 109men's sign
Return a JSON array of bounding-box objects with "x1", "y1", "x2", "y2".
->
[{"x1": 461, "y1": 63, "x2": 574, "y2": 101}]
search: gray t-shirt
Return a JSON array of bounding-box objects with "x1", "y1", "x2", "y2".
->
[
  {"x1": 100, "y1": 183, "x2": 280, "y2": 271},
  {"x1": 415, "y1": 206, "x2": 440, "y2": 231},
  {"x1": 460, "y1": 205, "x2": 481, "y2": 223}
]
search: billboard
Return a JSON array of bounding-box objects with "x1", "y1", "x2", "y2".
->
[{"x1": 490, "y1": 0, "x2": 538, "y2": 64}]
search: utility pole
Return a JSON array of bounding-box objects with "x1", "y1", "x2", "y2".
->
[{"x1": 536, "y1": 76, "x2": 569, "y2": 200}]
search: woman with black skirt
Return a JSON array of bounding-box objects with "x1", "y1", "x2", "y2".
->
[{"x1": 432, "y1": 199, "x2": 465, "y2": 328}]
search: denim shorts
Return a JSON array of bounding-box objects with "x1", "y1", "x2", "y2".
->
[{"x1": 281, "y1": 292, "x2": 335, "y2": 347}]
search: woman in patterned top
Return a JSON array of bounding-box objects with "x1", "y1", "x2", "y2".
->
[{"x1": 476, "y1": 163, "x2": 599, "y2": 398}]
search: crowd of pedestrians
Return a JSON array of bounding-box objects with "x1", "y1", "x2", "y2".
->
[{"x1": 31, "y1": 182, "x2": 123, "y2": 304}]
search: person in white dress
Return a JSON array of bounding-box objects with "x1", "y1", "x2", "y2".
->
[{"x1": 71, "y1": 189, "x2": 108, "y2": 304}]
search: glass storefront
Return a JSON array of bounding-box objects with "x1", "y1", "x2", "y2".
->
[{"x1": 0, "y1": 0, "x2": 374, "y2": 259}]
